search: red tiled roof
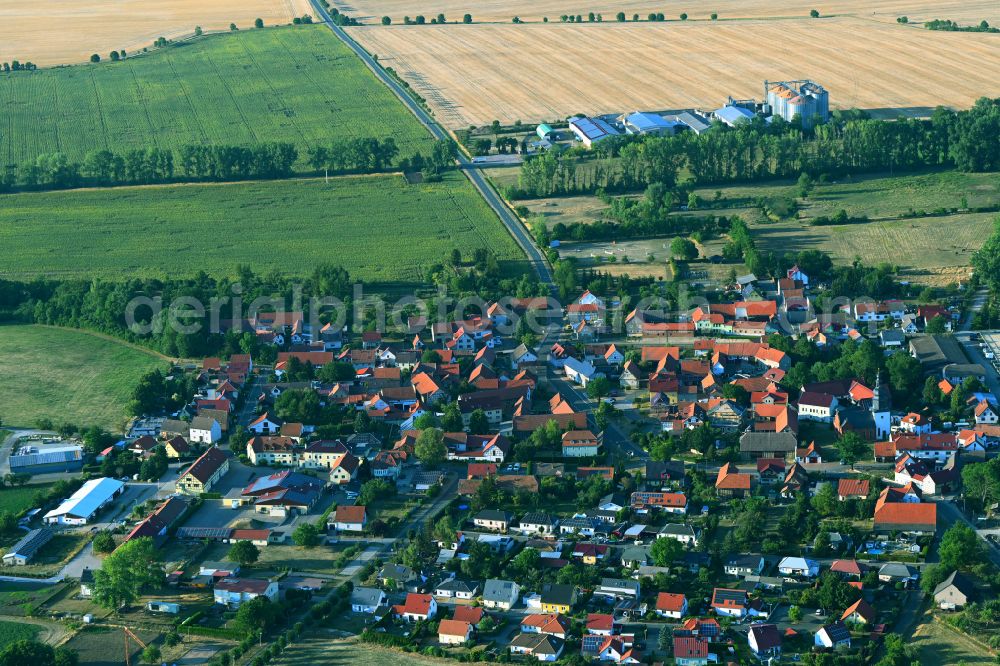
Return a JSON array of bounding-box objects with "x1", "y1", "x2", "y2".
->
[
  {"x1": 838, "y1": 478, "x2": 870, "y2": 498},
  {"x1": 656, "y1": 592, "x2": 686, "y2": 613}
]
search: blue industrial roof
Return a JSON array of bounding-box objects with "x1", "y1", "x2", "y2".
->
[
  {"x1": 44, "y1": 477, "x2": 123, "y2": 521},
  {"x1": 714, "y1": 105, "x2": 756, "y2": 126},
  {"x1": 10, "y1": 446, "x2": 83, "y2": 469},
  {"x1": 625, "y1": 112, "x2": 675, "y2": 132}
]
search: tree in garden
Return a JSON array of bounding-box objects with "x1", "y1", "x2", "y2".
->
[
  {"x1": 415, "y1": 428, "x2": 447, "y2": 466},
  {"x1": 835, "y1": 431, "x2": 869, "y2": 469},
  {"x1": 468, "y1": 409, "x2": 490, "y2": 435},
  {"x1": 234, "y1": 596, "x2": 280, "y2": 634},
  {"x1": 586, "y1": 376, "x2": 612, "y2": 399},
  {"x1": 938, "y1": 523, "x2": 983, "y2": 570},
  {"x1": 441, "y1": 402, "x2": 464, "y2": 431},
  {"x1": 292, "y1": 523, "x2": 321, "y2": 548},
  {"x1": 141, "y1": 646, "x2": 161, "y2": 664},
  {"x1": 92, "y1": 537, "x2": 162, "y2": 610},
  {"x1": 228, "y1": 540, "x2": 260, "y2": 566},
  {"x1": 649, "y1": 536, "x2": 683, "y2": 566}
]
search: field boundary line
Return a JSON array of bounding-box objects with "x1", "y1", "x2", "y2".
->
[{"x1": 17, "y1": 324, "x2": 182, "y2": 364}]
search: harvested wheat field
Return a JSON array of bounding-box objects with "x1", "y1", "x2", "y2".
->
[
  {"x1": 353, "y1": 18, "x2": 1000, "y2": 128},
  {"x1": 0, "y1": 0, "x2": 311, "y2": 66},
  {"x1": 333, "y1": 0, "x2": 1000, "y2": 25}
]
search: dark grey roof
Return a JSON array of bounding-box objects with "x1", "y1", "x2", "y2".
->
[
  {"x1": 351, "y1": 586, "x2": 385, "y2": 606},
  {"x1": 5, "y1": 528, "x2": 53, "y2": 560},
  {"x1": 483, "y1": 579, "x2": 518, "y2": 602},
  {"x1": 474, "y1": 509, "x2": 513, "y2": 522},
  {"x1": 658, "y1": 523, "x2": 696, "y2": 537},
  {"x1": 878, "y1": 563, "x2": 916, "y2": 578},
  {"x1": 541, "y1": 583, "x2": 576, "y2": 605},
  {"x1": 821, "y1": 621, "x2": 852, "y2": 643},
  {"x1": 933, "y1": 570, "x2": 974, "y2": 598},
  {"x1": 740, "y1": 431, "x2": 798, "y2": 453},
  {"x1": 435, "y1": 578, "x2": 478, "y2": 594},
  {"x1": 520, "y1": 512, "x2": 557, "y2": 526},
  {"x1": 727, "y1": 554, "x2": 763, "y2": 568}
]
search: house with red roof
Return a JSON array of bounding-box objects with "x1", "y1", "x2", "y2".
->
[
  {"x1": 655, "y1": 592, "x2": 688, "y2": 619},
  {"x1": 673, "y1": 636, "x2": 709, "y2": 666},
  {"x1": 438, "y1": 619, "x2": 473, "y2": 645},
  {"x1": 837, "y1": 478, "x2": 870, "y2": 501},
  {"x1": 521, "y1": 614, "x2": 570, "y2": 639},
  {"x1": 842, "y1": 598, "x2": 876, "y2": 625},
  {"x1": 394, "y1": 593, "x2": 437, "y2": 622},
  {"x1": 585, "y1": 613, "x2": 618, "y2": 636}
]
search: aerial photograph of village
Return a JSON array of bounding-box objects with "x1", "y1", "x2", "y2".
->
[{"x1": 0, "y1": 0, "x2": 999, "y2": 664}]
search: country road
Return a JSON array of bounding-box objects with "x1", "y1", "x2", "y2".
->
[{"x1": 307, "y1": 0, "x2": 555, "y2": 290}]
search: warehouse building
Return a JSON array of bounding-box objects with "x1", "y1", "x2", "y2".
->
[
  {"x1": 10, "y1": 445, "x2": 84, "y2": 474},
  {"x1": 568, "y1": 116, "x2": 620, "y2": 148},
  {"x1": 44, "y1": 477, "x2": 125, "y2": 525},
  {"x1": 620, "y1": 111, "x2": 679, "y2": 136},
  {"x1": 765, "y1": 80, "x2": 829, "y2": 128},
  {"x1": 662, "y1": 111, "x2": 712, "y2": 134},
  {"x1": 2, "y1": 528, "x2": 54, "y2": 565},
  {"x1": 713, "y1": 105, "x2": 756, "y2": 127}
]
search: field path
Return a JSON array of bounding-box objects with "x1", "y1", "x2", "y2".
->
[
  {"x1": 33, "y1": 325, "x2": 185, "y2": 364},
  {"x1": 0, "y1": 614, "x2": 71, "y2": 646},
  {"x1": 308, "y1": 0, "x2": 556, "y2": 290}
]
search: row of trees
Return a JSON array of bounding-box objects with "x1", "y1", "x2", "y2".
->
[
  {"x1": 0, "y1": 143, "x2": 297, "y2": 192},
  {"x1": 514, "y1": 98, "x2": 1000, "y2": 197}
]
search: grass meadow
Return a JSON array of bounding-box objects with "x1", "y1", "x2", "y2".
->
[
  {"x1": 0, "y1": 483, "x2": 55, "y2": 514},
  {"x1": 0, "y1": 325, "x2": 166, "y2": 429},
  {"x1": 0, "y1": 620, "x2": 41, "y2": 649},
  {"x1": 0, "y1": 173, "x2": 526, "y2": 282},
  {"x1": 0, "y1": 26, "x2": 432, "y2": 167}
]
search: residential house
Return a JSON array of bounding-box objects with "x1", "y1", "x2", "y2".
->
[
  {"x1": 434, "y1": 578, "x2": 479, "y2": 600},
  {"x1": 562, "y1": 430, "x2": 601, "y2": 457},
  {"x1": 248, "y1": 413, "x2": 283, "y2": 435},
  {"x1": 438, "y1": 619, "x2": 473, "y2": 645},
  {"x1": 176, "y1": 447, "x2": 229, "y2": 495},
  {"x1": 596, "y1": 578, "x2": 640, "y2": 600},
  {"x1": 630, "y1": 491, "x2": 687, "y2": 513},
  {"x1": 711, "y1": 587, "x2": 750, "y2": 618},
  {"x1": 351, "y1": 587, "x2": 387, "y2": 614},
  {"x1": 540, "y1": 584, "x2": 577, "y2": 613},
  {"x1": 378, "y1": 564, "x2": 420, "y2": 591},
  {"x1": 878, "y1": 563, "x2": 918, "y2": 585},
  {"x1": 657, "y1": 523, "x2": 699, "y2": 546},
  {"x1": 190, "y1": 416, "x2": 222, "y2": 445},
  {"x1": 482, "y1": 579, "x2": 520, "y2": 610},
  {"x1": 332, "y1": 505, "x2": 367, "y2": 533},
  {"x1": 394, "y1": 593, "x2": 437, "y2": 622},
  {"x1": 655, "y1": 592, "x2": 688, "y2": 619},
  {"x1": 247, "y1": 436, "x2": 298, "y2": 466},
  {"x1": 842, "y1": 598, "x2": 876, "y2": 625},
  {"x1": 585, "y1": 614, "x2": 618, "y2": 636},
  {"x1": 837, "y1": 478, "x2": 870, "y2": 501},
  {"x1": 815, "y1": 621, "x2": 852, "y2": 649},
  {"x1": 798, "y1": 392, "x2": 838, "y2": 422},
  {"x1": 519, "y1": 513, "x2": 559, "y2": 537},
  {"x1": 474, "y1": 510, "x2": 513, "y2": 533},
  {"x1": 933, "y1": 570, "x2": 974, "y2": 610},
  {"x1": 725, "y1": 554, "x2": 765, "y2": 578},
  {"x1": 715, "y1": 463, "x2": 751, "y2": 498},
  {"x1": 777, "y1": 556, "x2": 820, "y2": 579},
  {"x1": 673, "y1": 637, "x2": 709, "y2": 666},
  {"x1": 329, "y1": 453, "x2": 360, "y2": 485},
  {"x1": 508, "y1": 633, "x2": 564, "y2": 662},
  {"x1": 213, "y1": 578, "x2": 278, "y2": 607},
  {"x1": 748, "y1": 623, "x2": 782, "y2": 660},
  {"x1": 521, "y1": 614, "x2": 571, "y2": 639}
]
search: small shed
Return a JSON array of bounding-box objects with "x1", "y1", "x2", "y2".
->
[
  {"x1": 146, "y1": 601, "x2": 181, "y2": 614},
  {"x1": 536, "y1": 123, "x2": 554, "y2": 139}
]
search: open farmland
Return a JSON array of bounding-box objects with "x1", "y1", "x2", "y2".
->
[
  {"x1": 0, "y1": 174, "x2": 526, "y2": 282},
  {"x1": 352, "y1": 18, "x2": 1000, "y2": 128},
  {"x1": 0, "y1": 325, "x2": 166, "y2": 429},
  {"x1": 335, "y1": 0, "x2": 1000, "y2": 24},
  {"x1": 0, "y1": 0, "x2": 310, "y2": 67},
  {"x1": 912, "y1": 612, "x2": 994, "y2": 664},
  {"x1": 0, "y1": 483, "x2": 55, "y2": 515},
  {"x1": 0, "y1": 26, "x2": 432, "y2": 166}
]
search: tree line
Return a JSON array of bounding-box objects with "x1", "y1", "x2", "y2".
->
[
  {"x1": 512, "y1": 98, "x2": 1000, "y2": 198},
  {"x1": 0, "y1": 143, "x2": 297, "y2": 192}
]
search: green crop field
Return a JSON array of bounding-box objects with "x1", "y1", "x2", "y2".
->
[
  {"x1": 0, "y1": 25, "x2": 432, "y2": 166},
  {"x1": 0, "y1": 620, "x2": 41, "y2": 648},
  {"x1": 0, "y1": 173, "x2": 526, "y2": 282},
  {"x1": 0, "y1": 325, "x2": 166, "y2": 429},
  {"x1": 0, "y1": 483, "x2": 55, "y2": 514}
]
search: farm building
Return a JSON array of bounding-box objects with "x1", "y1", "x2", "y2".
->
[
  {"x1": 2, "y1": 528, "x2": 54, "y2": 565},
  {"x1": 765, "y1": 80, "x2": 829, "y2": 128},
  {"x1": 43, "y1": 477, "x2": 125, "y2": 525},
  {"x1": 568, "y1": 116, "x2": 620, "y2": 148},
  {"x1": 536, "y1": 123, "x2": 555, "y2": 139},
  {"x1": 662, "y1": 111, "x2": 712, "y2": 134},
  {"x1": 10, "y1": 445, "x2": 84, "y2": 474},
  {"x1": 620, "y1": 111, "x2": 678, "y2": 136},
  {"x1": 713, "y1": 105, "x2": 756, "y2": 127}
]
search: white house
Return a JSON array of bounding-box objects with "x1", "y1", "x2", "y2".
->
[
  {"x1": 655, "y1": 592, "x2": 688, "y2": 619},
  {"x1": 814, "y1": 621, "x2": 852, "y2": 649},
  {"x1": 482, "y1": 579, "x2": 520, "y2": 610},
  {"x1": 563, "y1": 356, "x2": 602, "y2": 388},
  {"x1": 438, "y1": 619, "x2": 473, "y2": 645},
  {"x1": 248, "y1": 413, "x2": 283, "y2": 435},
  {"x1": 797, "y1": 392, "x2": 837, "y2": 423},
  {"x1": 350, "y1": 587, "x2": 387, "y2": 614},
  {"x1": 213, "y1": 578, "x2": 279, "y2": 608},
  {"x1": 190, "y1": 416, "x2": 222, "y2": 445},
  {"x1": 657, "y1": 523, "x2": 699, "y2": 546},
  {"x1": 778, "y1": 556, "x2": 820, "y2": 578},
  {"x1": 332, "y1": 505, "x2": 367, "y2": 532}
]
